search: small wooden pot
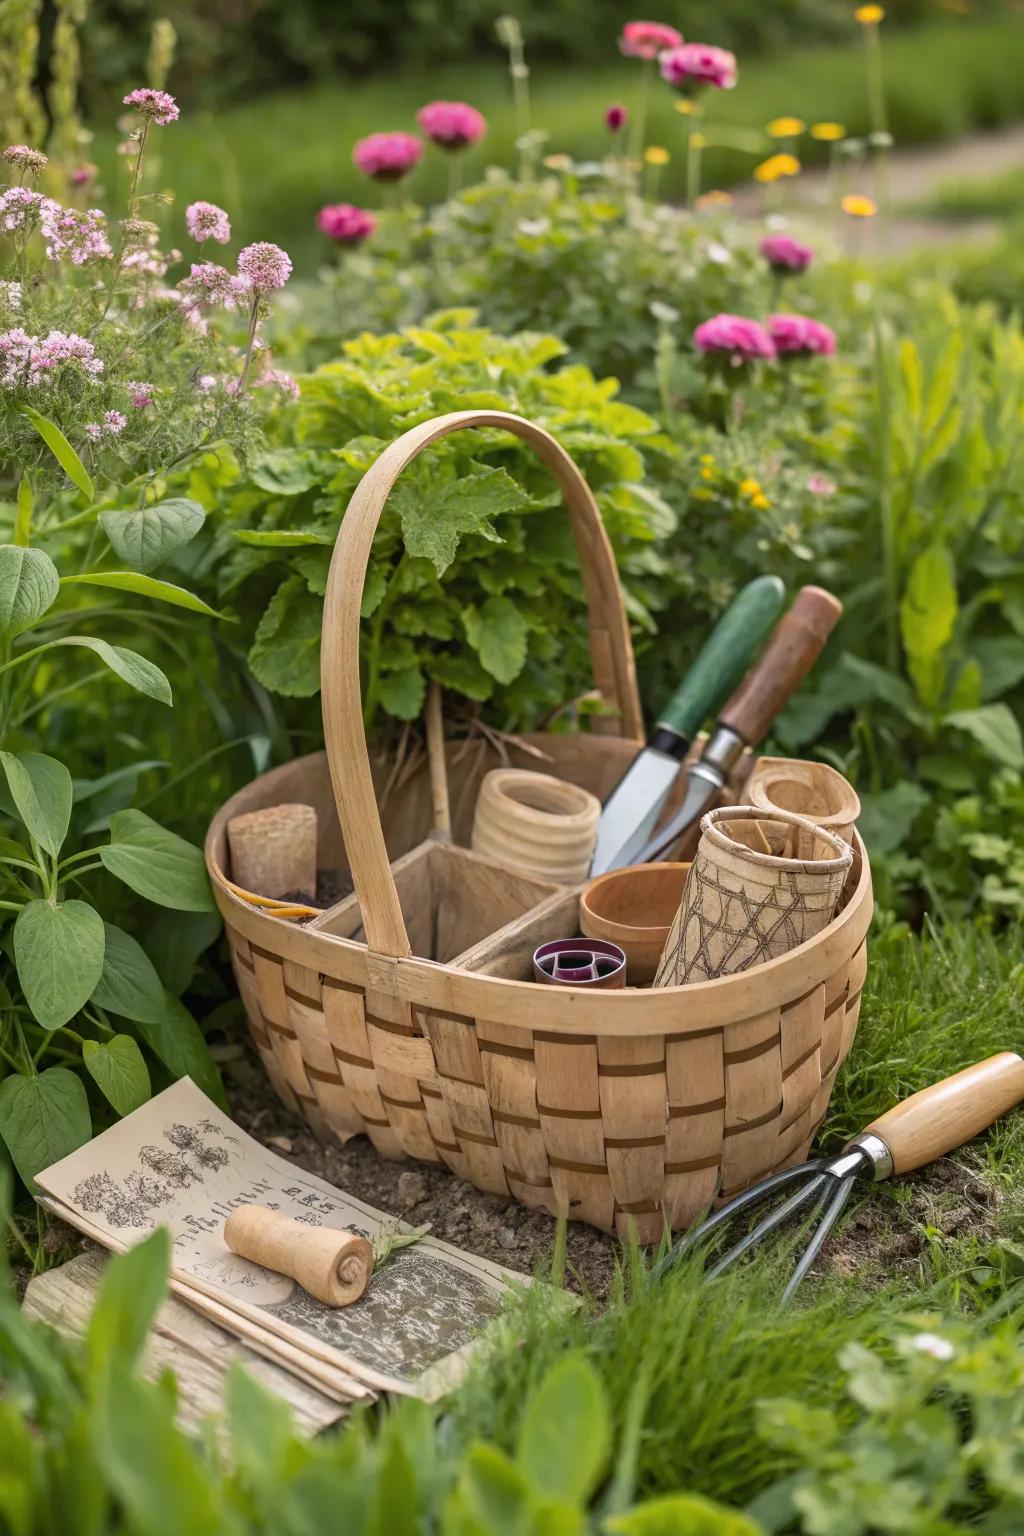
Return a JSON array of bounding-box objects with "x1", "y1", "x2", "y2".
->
[
  {"x1": 746, "y1": 757, "x2": 860, "y2": 846},
  {"x1": 471, "y1": 767, "x2": 601, "y2": 885},
  {"x1": 580, "y1": 863, "x2": 691, "y2": 986}
]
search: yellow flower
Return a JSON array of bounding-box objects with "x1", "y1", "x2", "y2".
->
[
  {"x1": 750, "y1": 493, "x2": 771, "y2": 510},
  {"x1": 767, "y1": 116, "x2": 806, "y2": 138},
  {"x1": 674, "y1": 99, "x2": 699, "y2": 116},
  {"x1": 811, "y1": 121, "x2": 846, "y2": 141},
  {"x1": 842, "y1": 193, "x2": 878, "y2": 217},
  {"x1": 690, "y1": 132, "x2": 707, "y2": 150},
  {"x1": 753, "y1": 153, "x2": 801, "y2": 184},
  {"x1": 699, "y1": 453, "x2": 716, "y2": 466},
  {"x1": 739, "y1": 477, "x2": 762, "y2": 498},
  {"x1": 700, "y1": 464, "x2": 716, "y2": 481},
  {"x1": 645, "y1": 145, "x2": 670, "y2": 166},
  {"x1": 855, "y1": 3, "x2": 884, "y2": 21},
  {"x1": 695, "y1": 189, "x2": 733, "y2": 209}
]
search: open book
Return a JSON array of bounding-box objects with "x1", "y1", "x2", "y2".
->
[{"x1": 36, "y1": 1078, "x2": 519, "y2": 1403}]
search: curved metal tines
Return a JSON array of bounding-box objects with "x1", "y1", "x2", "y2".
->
[{"x1": 651, "y1": 1158, "x2": 824, "y2": 1282}]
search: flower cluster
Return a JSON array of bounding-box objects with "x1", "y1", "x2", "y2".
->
[
  {"x1": 605, "y1": 104, "x2": 629, "y2": 133},
  {"x1": 122, "y1": 88, "x2": 180, "y2": 125},
  {"x1": 177, "y1": 261, "x2": 245, "y2": 309},
  {"x1": 317, "y1": 203, "x2": 377, "y2": 245},
  {"x1": 40, "y1": 204, "x2": 112, "y2": 265},
  {"x1": 185, "y1": 201, "x2": 231, "y2": 244},
  {"x1": 353, "y1": 131, "x2": 424, "y2": 182},
  {"x1": 768, "y1": 313, "x2": 837, "y2": 356},
  {"x1": 0, "y1": 327, "x2": 103, "y2": 392},
  {"x1": 659, "y1": 43, "x2": 737, "y2": 92},
  {"x1": 619, "y1": 20, "x2": 682, "y2": 59},
  {"x1": 760, "y1": 234, "x2": 814, "y2": 274},
  {"x1": 237, "y1": 241, "x2": 293, "y2": 293},
  {"x1": 417, "y1": 101, "x2": 487, "y2": 150},
  {"x1": 84, "y1": 409, "x2": 127, "y2": 440},
  {"x1": 0, "y1": 186, "x2": 56, "y2": 234},
  {"x1": 693, "y1": 314, "x2": 776, "y2": 363},
  {"x1": 3, "y1": 145, "x2": 48, "y2": 176}
]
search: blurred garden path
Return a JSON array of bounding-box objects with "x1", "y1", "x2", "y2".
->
[{"x1": 731, "y1": 122, "x2": 1024, "y2": 253}]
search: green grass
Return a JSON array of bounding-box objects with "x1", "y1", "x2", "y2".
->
[
  {"x1": 98, "y1": 15, "x2": 1024, "y2": 272},
  {"x1": 924, "y1": 162, "x2": 1024, "y2": 222}
]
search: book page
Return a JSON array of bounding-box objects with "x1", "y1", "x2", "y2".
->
[{"x1": 37, "y1": 1078, "x2": 519, "y2": 1396}]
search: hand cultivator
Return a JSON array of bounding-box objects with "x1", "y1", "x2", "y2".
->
[{"x1": 654, "y1": 1053, "x2": 1024, "y2": 1300}]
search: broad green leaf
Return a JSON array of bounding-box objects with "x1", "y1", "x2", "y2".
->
[
  {"x1": 90, "y1": 923, "x2": 168, "y2": 1023},
  {"x1": 83, "y1": 1035, "x2": 151, "y2": 1116},
  {"x1": 379, "y1": 665, "x2": 425, "y2": 720},
  {"x1": 0, "y1": 750, "x2": 72, "y2": 855},
  {"x1": 100, "y1": 809, "x2": 215, "y2": 911},
  {"x1": 233, "y1": 528, "x2": 333, "y2": 548},
  {"x1": 973, "y1": 637, "x2": 1024, "y2": 702},
  {"x1": 247, "y1": 575, "x2": 321, "y2": 698},
  {"x1": 606, "y1": 1493, "x2": 762, "y2": 1535},
  {"x1": 21, "y1": 405, "x2": 94, "y2": 501},
  {"x1": 900, "y1": 543, "x2": 957, "y2": 709},
  {"x1": 72, "y1": 758, "x2": 167, "y2": 803},
  {"x1": 0, "y1": 1067, "x2": 90, "y2": 1190},
  {"x1": 836, "y1": 653, "x2": 918, "y2": 716},
  {"x1": 132, "y1": 989, "x2": 225, "y2": 1106},
  {"x1": 0, "y1": 544, "x2": 59, "y2": 639},
  {"x1": 898, "y1": 338, "x2": 922, "y2": 425},
  {"x1": 397, "y1": 466, "x2": 526, "y2": 576},
  {"x1": 517, "y1": 1356, "x2": 610, "y2": 1504},
  {"x1": 946, "y1": 704, "x2": 1024, "y2": 770},
  {"x1": 249, "y1": 447, "x2": 320, "y2": 495},
  {"x1": 15, "y1": 899, "x2": 105, "y2": 1029},
  {"x1": 146, "y1": 908, "x2": 222, "y2": 995},
  {"x1": 99, "y1": 499, "x2": 206, "y2": 574},
  {"x1": 58, "y1": 636, "x2": 172, "y2": 704},
  {"x1": 464, "y1": 595, "x2": 529, "y2": 685},
  {"x1": 61, "y1": 571, "x2": 219, "y2": 617},
  {"x1": 856, "y1": 783, "x2": 930, "y2": 856},
  {"x1": 14, "y1": 476, "x2": 32, "y2": 546},
  {"x1": 460, "y1": 1444, "x2": 530, "y2": 1533},
  {"x1": 88, "y1": 1228, "x2": 169, "y2": 1379}
]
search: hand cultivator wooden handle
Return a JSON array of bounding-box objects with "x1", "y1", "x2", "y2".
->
[{"x1": 860, "y1": 1052, "x2": 1024, "y2": 1176}]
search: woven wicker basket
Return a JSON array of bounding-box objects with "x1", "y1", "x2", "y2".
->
[{"x1": 205, "y1": 410, "x2": 873, "y2": 1240}]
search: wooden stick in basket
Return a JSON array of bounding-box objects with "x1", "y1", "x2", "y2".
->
[
  {"x1": 425, "y1": 681, "x2": 452, "y2": 840},
  {"x1": 224, "y1": 1205, "x2": 374, "y2": 1308}
]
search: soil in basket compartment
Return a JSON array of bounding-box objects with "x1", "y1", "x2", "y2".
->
[{"x1": 280, "y1": 868, "x2": 354, "y2": 910}]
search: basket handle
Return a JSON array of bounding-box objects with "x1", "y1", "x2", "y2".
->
[{"x1": 321, "y1": 410, "x2": 644, "y2": 958}]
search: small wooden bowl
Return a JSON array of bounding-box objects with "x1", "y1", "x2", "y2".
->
[{"x1": 580, "y1": 863, "x2": 691, "y2": 986}]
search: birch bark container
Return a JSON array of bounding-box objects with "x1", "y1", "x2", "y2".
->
[{"x1": 746, "y1": 757, "x2": 861, "y2": 846}]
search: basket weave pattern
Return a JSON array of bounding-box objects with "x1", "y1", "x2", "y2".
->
[{"x1": 207, "y1": 411, "x2": 872, "y2": 1240}]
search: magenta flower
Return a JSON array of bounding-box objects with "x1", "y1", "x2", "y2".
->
[
  {"x1": 620, "y1": 20, "x2": 683, "y2": 59},
  {"x1": 417, "y1": 101, "x2": 487, "y2": 151},
  {"x1": 768, "y1": 313, "x2": 837, "y2": 356},
  {"x1": 186, "y1": 200, "x2": 231, "y2": 244},
  {"x1": 807, "y1": 473, "x2": 836, "y2": 497},
  {"x1": 177, "y1": 261, "x2": 245, "y2": 309},
  {"x1": 70, "y1": 164, "x2": 96, "y2": 187},
  {"x1": 3, "y1": 144, "x2": 47, "y2": 174},
  {"x1": 122, "y1": 88, "x2": 179, "y2": 125},
  {"x1": 237, "y1": 241, "x2": 292, "y2": 293},
  {"x1": 605, "y1": 104, "x2": 629, "y2": 133},
  {"x1": 660, "y1": 43, "x2": 737, "y2": 91},
  {"x1": 256, "y1": 368, "x2": 300, "y2": 399},
  {"x1": 352, "y1": 132, "x2": 424, "y2": 182},
  {"x1": 693, "y1": 313, "x2": 776, "y2": 363},
  {"x1": 316, "y1": 203, "x2": 377, "y2": 245},
  {"x1": 760, "y1": 234, "x2": 813, "y2": 275},
  {"x1": 0, "y1": 187, "x2": 58, "y2": 233},
  {"x1": 126, "y1": 380, "x2": 155, "y2": 408}
]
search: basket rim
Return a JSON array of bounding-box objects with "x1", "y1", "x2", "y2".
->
[{"x1": 206, "y1": 749, "x2": 872, "y2": 1039}]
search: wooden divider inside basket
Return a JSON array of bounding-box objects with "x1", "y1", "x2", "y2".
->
[{"x1": 310, "y1": 837, "x2": 564, "y2": 964}]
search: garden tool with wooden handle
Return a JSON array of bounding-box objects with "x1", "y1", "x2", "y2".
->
[
  {"x1": 632, "y1": 584, "x2": 842, "y2": 865},
  {"x1": 653, "y1": 1053, "x2": 1024, "y2": 1302}
]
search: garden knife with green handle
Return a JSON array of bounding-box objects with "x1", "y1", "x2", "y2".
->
[
  {"x1": 630, "y1": 584, "x2": 844, "y2": 866},
  {"x1": 590, "y1": 574, "x2": 786, "y2": 876}
]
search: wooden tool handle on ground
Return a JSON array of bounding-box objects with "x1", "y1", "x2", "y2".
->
[
  {"x1": 719, "y1": 586, "x2": 842, "y2": 747},
  {"x1": 864, "y1": 1053, "x2": 1024, "y2": 1176},
  {"x1": 224, "y1": 1205, "x2": 374, "y2": 1307}
]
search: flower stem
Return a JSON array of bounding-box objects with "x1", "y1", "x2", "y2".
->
[
  {"x1": 237, "y1": 295, "x2": 261, "y2": 397},
  {"x1": 629, "y1": 57, "x2": 653, "y2": 168}
]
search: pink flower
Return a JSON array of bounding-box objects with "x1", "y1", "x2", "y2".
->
[
  {"x1": 70, "y1": 164, "x2": 96, "y2": 187},
  {"x1": 0, "y1": 187, "x2": 58, "y2": 233},
  {"x1": 186, "y1": 200, "x2": 231, "y2": 244},
  {"x1": 122, "y1": 88, "x2": 179, "y2": 125},
  {"x1": 237, "y1": 241, "x2": 293, "y2": 293},
  {"x1": 177, "y1": 261, "x2": 244, "y2": 309},
  {"x1": 352, "y1": 131, "x2": 423, "y2": 182},
  {"x1": 103, "y1": 409, "x2": 127, "y2": 434},
  {"x1": 605, "y1": 104, "x2": 629, "y2": 133},
  {"x1": 3, "y1": 144, "x2": 47, "y2": 174},
  {"x1": 807, "y1": 473, "x2": 836, "y2": 497},
  {"x1": 40, "y1": 205, "x2": 112, "y2": 265},
  {"x1": 760, "y1": 234, "x2": 813, "y2": 274},
  {"x1": 256, "y1": 367, "x2": 300, "y2": 399},
  {"x1": 197, "y1": 374, "x2": 218, "y2": 394},
  {"x1": 316, "y1": 203, "x2": 377, "y2": 245},
  {"x1": 417, "y1": 101, "x2": 486, "y2": 151},
  {"x1": 620, "y1": 20, "x2": 683, "y2": 59},
  {"x1": 1, "y1": 328, "x2": 103, "y2": 391},
  {"x1": 693, "y1": 313, "x2": 776, "y2": 363},
  {"x1": 659, "y1": 43, "x2": 737, "y2": 91},
  {"x1": 126, "y1": 380, "x2": 154, "y2": 408},
  {"x1": 768, "y1": 313, "x2": 837, "y2": 356}
]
